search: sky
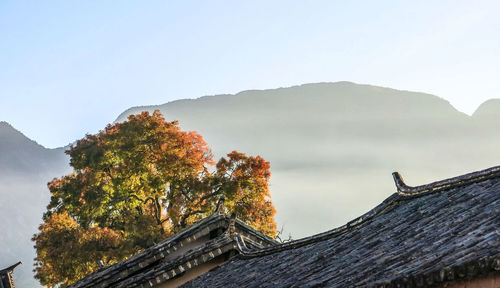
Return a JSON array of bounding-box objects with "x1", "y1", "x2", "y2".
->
[{"x1": 1, "y1": 1, "x2": 499, "y2": 148}]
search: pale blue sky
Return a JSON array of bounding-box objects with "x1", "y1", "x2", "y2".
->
[{"x1": 1, "y1": 1, "x2": 499, "y2": 148}]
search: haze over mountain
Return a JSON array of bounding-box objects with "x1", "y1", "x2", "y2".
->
[
  {"x1": 3, "y1": 82, "x2": 500, "y2": 287},
  {"x1": 117, "y1": 81, "x2": 500, "y2": 235}
]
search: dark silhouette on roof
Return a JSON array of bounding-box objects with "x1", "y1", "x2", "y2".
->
[
  {"x1": 0, "y1": 262, "x2": 21, "y2": 288},
  {"x1": 183, "y1": 166, "x2": 500, "y2": 287}
]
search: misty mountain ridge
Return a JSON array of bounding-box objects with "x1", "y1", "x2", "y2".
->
[
  {"x1": 3, "y1": 81, "x2": 500, "y2": 287},
  {"x1": 117, "y1": 82, "x2": 483, "y2": 171},
  {"x1": 0, "y1": 121, "x2": 68, "y2": 176}
]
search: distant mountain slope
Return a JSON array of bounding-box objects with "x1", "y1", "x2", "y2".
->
[{"x1": 0, "y1": 122, "x2": 69, "y2": 288}]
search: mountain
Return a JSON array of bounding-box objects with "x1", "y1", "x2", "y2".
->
[
  {"x1": 0, "y1": 122, "x2": 69, "y2": 288},
  {"x1": 117, "y1": 82, "x2": 500, "y2": 239},
  {"x1": 3, "y1": 81, "x2": 500, "y2": 287}
]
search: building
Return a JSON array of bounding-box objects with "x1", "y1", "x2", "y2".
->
[
  {"x1": 0, "y1": 262, "x2": 21, "y2": 288},
  {"x1": 68, "y1": 198, "x2": 278, "y2": 288},
  {"x1": 72, "y1": 165, "x2": 500, "y2": 287}
]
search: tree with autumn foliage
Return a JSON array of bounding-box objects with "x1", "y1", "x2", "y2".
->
[{"x1": 32, "y1": 110, "x2": 276, "y2": 287}]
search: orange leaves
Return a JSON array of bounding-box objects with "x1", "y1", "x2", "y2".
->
[
  {"x1": 214, "y1": 151, "x2": 277, "y2": 237},
  {"x1": 160, "y1": 142, "x2": 168, "y2": 151}
]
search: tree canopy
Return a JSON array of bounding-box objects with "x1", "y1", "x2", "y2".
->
[{"x1": 32, "y1": 110, "x2": 276, "y2": 287}]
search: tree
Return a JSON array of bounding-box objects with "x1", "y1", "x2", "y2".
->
[{"x1": 33, "y1": 111, "x2": 276, "y2": 287}]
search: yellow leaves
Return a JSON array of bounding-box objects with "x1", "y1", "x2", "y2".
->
[{"x1": 33, "y1": 212, "x2": 129, "y2": 286}]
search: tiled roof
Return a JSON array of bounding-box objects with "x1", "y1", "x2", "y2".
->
[
  {"x1": 183, "y1": 166, "x2": 500, "y2": 287},
  {"x1": 69, "y1": 211, "x2": 277, "y2": 288}
]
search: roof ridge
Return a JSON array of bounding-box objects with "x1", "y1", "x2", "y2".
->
[
  {"x1": 0, "y1": 261, "x2": 21, "y2": 274},
  {"x1": 234, "y1": 219, "x2": 278, "y2": 244},
  {"x1": 236, "y1": 164, "x2": 500, "y2": 259},
  {"x1": 235, "y1": 193, "x2": 402, "y2": 258},
  {"x1": 122, "y1": 235, "x2": 236, "y2": 287},
  {"x1": 393, "y1": 164, "x2": 500, "y2": 196},
  {"x1": 68, "y1": 213, "x2": 226, "y2": 287}
]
